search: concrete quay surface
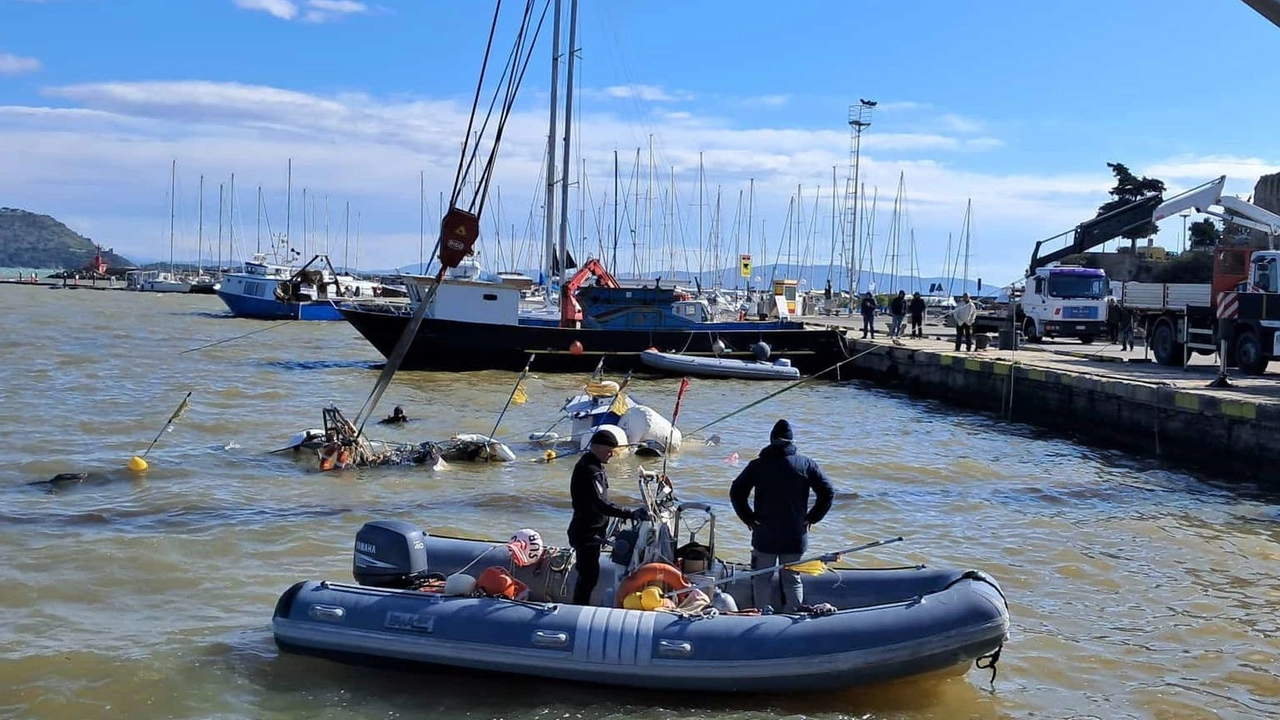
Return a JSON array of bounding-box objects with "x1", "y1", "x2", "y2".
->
[{"x1": 807, "y1": 314, "x2": 1279, "y2": 481}]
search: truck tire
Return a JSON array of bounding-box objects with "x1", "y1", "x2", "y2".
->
[
  {"x1": 1235, "y1": 331, "x2": 1268, "y2": 375},
  {"x1": 1021, "y1": 317, "x2": 1041, "y2": 343},
  {"x1": 1150, "y1": 321, "x2": 1183, "y2": 367},
  {"x1": 1078, "y1": 336, "x2": 1094, "y2": 345}
]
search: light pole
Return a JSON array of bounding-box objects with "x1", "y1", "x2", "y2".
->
[
  {"x1": 1180, "y1": 210, "x2": 1191, "y2": 253},
  {"x1": 847, "y1": 99, "x2": 875, "y2": 294}
]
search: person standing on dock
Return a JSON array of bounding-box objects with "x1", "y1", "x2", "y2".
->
[
  {"x1": 1118, "y1": 302, "x2": 1135, "y2": 352},
  {"x1": 729, "y1": 419, "x2": 835, "y2": 614},
  {"x1": 1106, "y1": 298, "x2": 1121, "y2": 345},
  {"x1": 889, "y1": 290, "x2": 907, "y2": 339},
  {"x1": 909, "y1": 292, "x2": 926, "y2": 338},
  {"x1": 859, "y1": 292, "x2": 878, "y2": 338},
  {"x1": 952, "y1": 293, "x2": 977, "y2": 351}
]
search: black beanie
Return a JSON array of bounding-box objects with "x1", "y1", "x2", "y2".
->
[
  {"x1": 770, "y1": 419, "x2": 793, "y2": 443},
  {"x1": 589, "y1": 429, "x2": 620, "y2": 448}
]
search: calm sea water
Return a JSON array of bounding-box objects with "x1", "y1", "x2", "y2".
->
[{"x1": 1, "y1": 282, "x2": 1278, "y2": 720}]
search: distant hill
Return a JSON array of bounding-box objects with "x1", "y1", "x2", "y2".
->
[{"x1": 0, "y1": 208, "x2": 133, "y2": 269}]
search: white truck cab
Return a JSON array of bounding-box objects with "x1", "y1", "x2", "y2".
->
[{"x1": 1020, "y1": 265, "x2": 1110, "y2": 343}]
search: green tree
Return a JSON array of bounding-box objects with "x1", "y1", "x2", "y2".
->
[
  {"x1": 1095, "y1": 162, "x2": 1167, "y2": 246},
  {"x1": 1188, "y1": 218, "x2": 1220, "y2": 249}
]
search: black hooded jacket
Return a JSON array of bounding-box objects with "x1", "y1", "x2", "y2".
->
[
  {"x1": 729, "y1": 442, "x2": 836, "y2": 555},
  {"x1": 567, "y1": 451, "x2": 633, "y2": 546}
]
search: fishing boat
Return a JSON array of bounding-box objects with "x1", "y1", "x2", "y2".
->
[
  {"x1": 272, "y1": 472, "x2": 1009, "y2": 692},
  {"x1": 216, "y1": 253, "x2": 382, "y2": 321},
  {"x1": 640, "y1": 347, "x2": 801, "y2": 381},
  {"x1": 340, "y1": 260, "x2": 849, "y2": 373}
]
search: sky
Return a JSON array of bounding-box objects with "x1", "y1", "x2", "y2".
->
[{"x1": 2, "y1": 0, "x2": 1280, "y2": 288}]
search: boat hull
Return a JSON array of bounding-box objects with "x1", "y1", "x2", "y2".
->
[
  {"x1": 216, "y1": 288, "x2": 342, "y2": 321},
  {"x1": 640, "y1": 349, "x2": 802, "y2": 380},
  {"x1": 338, "y1": 307, "x2": 850, "y2": 373},
  {"x1": 272, "y1": 534, "x2": 1009, "y2": 693}
]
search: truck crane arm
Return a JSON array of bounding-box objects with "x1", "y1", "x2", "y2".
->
[
  {"x1": 1241, "y1": 0, "x2": 1280, "y2": 30},
  {"x1": 1027, "y1": 194, "x2": 1163, "y2": 276},
  {"x1": 1153, "y1": 175, "x2": 1280, "y2": 240}
]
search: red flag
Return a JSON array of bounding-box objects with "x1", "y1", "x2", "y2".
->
[{"x1": 672, "y1": 377, "x2": 690, "y2": 425}]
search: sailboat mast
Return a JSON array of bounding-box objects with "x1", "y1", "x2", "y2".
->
[
  {"x1": 612, "y1": 150, "x2": 619, "y2": 272},
  {"x1": 962, "y1": 198, "x2": 972, "y2": 291},
  {"x1": 543, "y1": 0, "x2": 563, "y2": 284},
  {"x1": 217, "y1": 183, "x2": 224, "y2": 273},
  {"x1": 285, "y1": 159, "x2": 292, "y2": 261},
  {"x1": 228, "y1": 173, "x2": 235, "y2": 266},
  {"x1": 302, "y1": 187, "x2": 308, "y2": 260},
  {"x1": 197, "y1": 175, "x2": 204, "y2": 275},
  {"x1": 556, "y1": 0, "x2": 578, "y2": 289},
  {"x1": 419, "y1": 170, "x2": 425, "y2": 272},
  {"x1": 746, "y1": 178, "x2": 754, "y2": 292},
  {"x1": 168, "y1": 159, "x2": 176, "y2": 273},
  {"x1": 344, "y1": 201, "x2": 351, "y2": 271},
  {"x1": 256, "y1": 186, "x2": 262, "y2": 254}
]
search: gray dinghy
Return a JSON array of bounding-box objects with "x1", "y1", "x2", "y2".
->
[{"x1": 273, "y1": 508, "x2": 1009, "y2": 692}]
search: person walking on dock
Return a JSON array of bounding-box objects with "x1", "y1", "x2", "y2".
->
[
  {"x1": 859, "y1": 292, "x2": 878, "y2": 339},
  {"x1": 908, "y1": 292, "x2": 926, "y2": 338},
  {"x1": 729, "y1": 419, "x2": 835, "y2": 613},
  {"x1": 952, "y1": 293, "x2": 977, "y2": 351},
  {"x1": 889, "y1": 290, "x2": 907, "y2": 340}
]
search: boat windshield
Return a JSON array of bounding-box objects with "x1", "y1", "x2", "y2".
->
[{"x1": 1046, "y1": 274, "x2": 1107, "y2": 299}]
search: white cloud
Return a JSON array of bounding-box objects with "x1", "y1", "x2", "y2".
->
[
  {"x1": 599, "y1": 85, "x2": 691, "y2": 102},
  {"x1": 938, "y1": 113, "x2": 983, "y2": 134},
  {"x1": 1, "y1": 78, "x2": 1251, "y2": 285},
  {"x1": 233, "y1": 0, "x2": 368, "y2": 23},
  {"x1": 233, "y1": 0, "x2": 298, "y2": 20},
  {"x1": 743, "y1": 94, "x2": 789, "y2": 108},
  {"x1": 0, "y1": 52, "x2": 41, "y2": 76}
]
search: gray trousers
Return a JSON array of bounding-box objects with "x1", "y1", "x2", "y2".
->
[{"x1": 751, "y1": 550, "x2": 804, "y2": 612}]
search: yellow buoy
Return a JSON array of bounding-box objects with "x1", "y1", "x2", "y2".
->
[
  {"x1": 640, "y1": 585, "x2": 664, "y2": 611},
  {"x1": 543, "y1": 449, "x2": 557, "y2": 462},
  {"x1": 623, "y1": 591, "x2": 644, "y2": 610},
  {"x1": 127, "y1": 456, "x2": 149, "y2": 472}
]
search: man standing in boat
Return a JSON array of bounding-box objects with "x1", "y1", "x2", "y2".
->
[
  {"x1": 729, "y1": 419, "x2": 835, "y2": 613},
  {"x1": 568, "y1": 429, "x2": 644, "y2": 606}
]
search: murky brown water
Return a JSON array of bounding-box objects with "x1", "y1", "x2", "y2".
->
[{"x1": 1, "y1": 282, "x2": 1278, "y2": 720}]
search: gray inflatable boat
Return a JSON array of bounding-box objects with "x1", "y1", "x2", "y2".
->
[{"x1": 273, "y1": 508, "x2": 1009, "y2": 692}]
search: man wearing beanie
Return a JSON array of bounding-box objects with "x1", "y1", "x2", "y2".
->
[
  {"x1": 729, "y1": 418, "x2": 835, "y2": 613},
  {"x1": 567, "y1": 428, "x2": 643, "y2": 606}
]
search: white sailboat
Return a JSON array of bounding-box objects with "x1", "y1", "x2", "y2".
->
[{"x1": 142, "y1": 159, "x2": 193, "y2": 293}]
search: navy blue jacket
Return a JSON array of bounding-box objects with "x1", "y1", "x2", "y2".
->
[
  {"x1": 729, "y1": 442, "x2": 836, "y2": 555},
  {"x1": 567, "y1": 452, "x2": 633, "y2": 546}
]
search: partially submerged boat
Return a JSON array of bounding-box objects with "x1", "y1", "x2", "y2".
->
[
  {"x1": 640, "y1": 347, "x2": 801, "y2": 381},
  {"x1": 529, "y1": 376, "x2": 682, "y2": 454},
  {"x1": 272, "y1": 472, "x2": 1009, "y2": 692},
  {"x1": 284, "y1": 407, "x2": 515, "y2": 471}
]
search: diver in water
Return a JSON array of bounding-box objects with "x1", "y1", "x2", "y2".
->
[{"x1": 378, "y1": 406, "x2": 409, "y2": 425}]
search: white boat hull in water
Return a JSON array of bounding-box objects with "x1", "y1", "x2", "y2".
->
[{"x1": 641, "y1": 349, "x2": 801, "y2": 380}]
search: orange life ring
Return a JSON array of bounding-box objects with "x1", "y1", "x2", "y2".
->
[{"x1": 614, "y1": 562, "x2": 690, "y2": 608}]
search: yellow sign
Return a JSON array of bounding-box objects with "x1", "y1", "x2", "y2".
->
[{"x1": 740, "y1": 254, "x2": 752, "y2": 278}]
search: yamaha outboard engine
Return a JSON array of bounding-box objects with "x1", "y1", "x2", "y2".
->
[{"x1": 352, "y1": 519, "x2": 429, "y2": 588}]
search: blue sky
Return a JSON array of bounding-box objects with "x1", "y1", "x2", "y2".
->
[{"x1": 2, "y1": 0, "x2": 1279, "y2": 287}]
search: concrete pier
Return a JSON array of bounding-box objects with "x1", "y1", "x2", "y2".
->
[{"x1": 811, "y1": 316, "x2": 1280, "y2": 481}]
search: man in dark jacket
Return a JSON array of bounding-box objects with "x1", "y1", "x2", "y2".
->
[
  {"x1": 568, "y1": 429, "x2": 641, "y2": 606},
  {"x1": 859, "y1": 292, "x2": 878, "y2": 338},
  {"x1": 729, "y1": 419, "x2": 835, "y2": 612},
  {"x1": 908, "y1": 292, "x2": 927, "y2": 338}
]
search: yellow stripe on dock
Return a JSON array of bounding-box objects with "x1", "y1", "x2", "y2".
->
[
  {"x1": 1174, "y1": 392, "x2": 1201, "y2": 411},
  {"x1": 1220, "y1": 400, "x2": 1257, "y2": 420}
]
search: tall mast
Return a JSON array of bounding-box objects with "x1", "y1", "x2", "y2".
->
[
  {"x1": 556, "y1": 0, "x2": 578, "y2": 289},
  {"x1": 697, "y1": 152, "x2": 704, "y2": 281},
  {"x1": 168, "y1": 159, "x2": 176, "y2": 273},
  {"x1": 419, "y1": 170, "x2": 425, "y2": 272},
  {"x1": 216, "y1": 182, "x2": 224, "y2": 273},
  {"x1": 285, "y1": 159, "x2": 292, "y2": 261},
  {"x1": 256, "y1": 185, "x2": 262, "y2": 254},
  {"x1": 962, "y1": 198, "x2": 972, "y2": 290},
  {"x1": 612, "y1": 149, "x2": 619, "y2": 272},
  {"x1": 647, "y1": 133, "x2": 653, "y2": 277},
  {"x1": 543, "y1": 0, "x2": 563, "y2": 283},
  {"x1": 302, "y1": 187, "x2": 308, "y2": 260},
  {"x1": 228, "y1": 173, "x2": 235, "y2": 267},
  {"x1": 747, "y1": 178, "x2": 754, "y2": 292},
  {"x1": 197, "y1": 175, "x2": 204, "y2": 275},
  {"x1": 344, "y1": 201, "x2": 351, "y2": 271}
]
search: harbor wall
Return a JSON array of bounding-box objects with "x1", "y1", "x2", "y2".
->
[{"x1": 841, "y1": 340, "x2": 1279, "y2": 481}]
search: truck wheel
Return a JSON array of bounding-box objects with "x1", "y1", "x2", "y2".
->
[
  {"x1": 1150, "y1": 321, "x2": 1183, "y2": 366},
  {"x1": 1078, "y1": 336, "x2": 1094, "y2": 345},
  {"x1": 1235, "y1": 331, "x2": 1268, "y2": 375},
  {"x1": 1021, "y1": 318, "x2": 1040, "y2": 343}
]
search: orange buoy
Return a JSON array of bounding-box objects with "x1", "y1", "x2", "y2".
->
[
  {"x1": 614, "y1": 562, "x2": 690, "y2": 608},
  {"x1": 569, "y1": 340, "x2": 584, "y2": 355}
]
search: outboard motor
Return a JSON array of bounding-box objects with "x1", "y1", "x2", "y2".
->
[{"x1": 353, "y1": 519, "x2": 429, "y2": 588}]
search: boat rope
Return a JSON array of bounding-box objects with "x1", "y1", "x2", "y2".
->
[
  {"x1": 178, "y1": 320, "x2": 296, "y2": 355},
  {"x1": 683, "y1": 343, "x2": 882, "y2": 437},
  {"x1": 941, "y1": 569, "x2": 1008, "y2": 685},
  {"x1": 976, "y1": 645, "x2": 1002, "y2": 685},
  {"x1": 350, "y1": 2, "x2": 550, "y2": 433}
]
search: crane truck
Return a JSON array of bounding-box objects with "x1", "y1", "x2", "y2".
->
[{"x1": 1114, "y1": 175, "x2": 1280, "y2": 374}]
